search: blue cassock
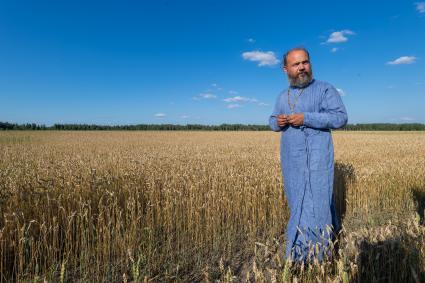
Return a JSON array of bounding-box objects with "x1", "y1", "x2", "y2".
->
[{"x1": 269, "y1": 79, "x2": 347, "y2": 261}]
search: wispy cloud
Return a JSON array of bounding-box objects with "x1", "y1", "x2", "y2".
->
[
  {"x1": 391, "y1": 116, "x2": 417, "y2": 123},
  {"x1": 331, "y1": 47, "x2": 338, "y2": 53},
  {"x1": 247, "y1": 38, "x2": 256, "y2": 43},
  {"x1": 181, "y1": 115, "x2": 189, "y2": 119},
  {"x1": 326, "y1": 30, "x2": 355, "y2": 43},
  {"x1": 336, "y1": 88, "x2": 346, "y2": 96},
  {"x1": 223, "y1": 96, "x2": 258, "y2": 103},
  {"x1": 210, "y1": 83, "x2": 223, "y2": 91},
  {"x1": 228, "y1": 90, "x2": 239, "y2": 95},
  {"x1": 154, "y1": 113, "x2": 166, "y2": 118},
  {"x1": 415, "y1": 2, "x2": 425, "y2": 13},
  {"x1": 386, "y1": 56, "x2": 417, "y2": 65},
  {"x1": 222, "y1": 95, "x2": 269, "y2": 108},
  {"x1": 193, "y1": 93, "x2": 217, "y2": 100},
  {"x1": 242, "y1": 50, "x2": 279, "y2": 66},
  {"x1": 227, "y1": 104, "x2": 241, "y2": 109},
  {"x1": 400, "y1": 117, "x2": 415, "y2": 122}
]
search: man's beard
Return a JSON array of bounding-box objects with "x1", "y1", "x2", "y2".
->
[{"x1": 288, "y1": 70, "x2": 313, "y2": 88}]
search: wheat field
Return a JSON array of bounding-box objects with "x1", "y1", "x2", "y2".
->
[{"x1": 0, "y1": 131, "x2": 424, "y2": 282}]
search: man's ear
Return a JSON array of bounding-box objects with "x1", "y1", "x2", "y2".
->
[{"x1": 283, "y1": 66, "x2": 288, "y2": 74}]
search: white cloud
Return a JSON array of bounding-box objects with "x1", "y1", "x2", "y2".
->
[
  {"x1": 400, "y1": 117, "x2": 415, "y2": 122},
  {"x1": 247, "y1": 38, "x2": 256, "y2": 43},
  {"x1": 154, "y1": 113, "x2": 166, "y2": 118},
  {"x1": 210, "y1": 83, "x2": 223, "y2": 91},
  {"x1": 201, "y1": 93, "x2": 217, "y2": 99},
  {"x1": 242, "y1": 50, "x2": 279, "y2": 66},
  {"x1": 193, "y1": 93, "x2": 217, "y2": 100},
  {"x1": 326, "y1": 30, "x2": 355, "y2": 43},
  {"x1": 331, "y1": 47, "x2": 338, "y2": 53},
  {"x1": 223, "y1": 96, "x2": 257, "y2": 103},
  {"x1": 386, "y1": 56, "x2": 417, "y2": 65},
  {"x1": 415, "y1": 2, "x2": 425, "y2": 13},
  {"x1": 181, "y1": 115, "x2": 189, "y2": 119},
  {"x1": 228, "y1": 90, "x2": 238, "y2": 95},
  {"x1": 223, "y1": 96, "x2": 243, "y2": 102},
  {"x1": 222, "y1": 95, "x2": 269, "y2": 107},
  {"x1": 336, "y1": 88, "x2": 346, "y2": 96},
  {"x1": 227, "y1": 104, "x2": 241, "y2": 109}
]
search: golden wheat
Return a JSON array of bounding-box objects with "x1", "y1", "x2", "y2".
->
[{"x1": 0, "y1": 131, "x2": 424, "y2": 282}]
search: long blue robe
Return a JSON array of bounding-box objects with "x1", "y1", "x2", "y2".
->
[{"x1": 269, "y1": 79, "x2": 347, "y2": 261}]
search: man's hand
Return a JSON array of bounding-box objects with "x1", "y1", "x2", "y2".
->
[
  {"x1": 287, "y1": 113, "x2": 304, "y2": 127},
  {"x1": 277, "y1": 114, "x2": 288, "y2": 127}
]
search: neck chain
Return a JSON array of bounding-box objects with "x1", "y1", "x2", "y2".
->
[{"x1": 287, "y1": 87, "x2": 304, "y2": 114}]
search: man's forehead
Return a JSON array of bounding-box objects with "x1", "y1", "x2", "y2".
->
[{"x1": 287, "y1": 50, "x2": 309, "y2": 61}]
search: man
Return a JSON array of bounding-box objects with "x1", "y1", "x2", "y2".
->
[{"x1": 269, "y1": 47, "x2": 347, "y2": 261}]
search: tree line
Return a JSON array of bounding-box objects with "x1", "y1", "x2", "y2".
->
[{"x1": 1, "y1": 121, "x2": 425, "y2": 131}]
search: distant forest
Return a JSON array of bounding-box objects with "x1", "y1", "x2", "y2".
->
[{"x1": 1, "y1": 122, "x2": 425, "y2": 131}]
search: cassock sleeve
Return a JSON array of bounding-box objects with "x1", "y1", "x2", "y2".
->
[
  {"x1": 269, "y1": 94, "x2": 284, "y2": 132},
  {"x1": 303, "y1": 86, "x2": 348, "y2": 129}
]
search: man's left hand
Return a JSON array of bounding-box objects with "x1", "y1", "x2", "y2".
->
[{"x1": 287, "y1": 113, "x2": 304, "y2": 126}]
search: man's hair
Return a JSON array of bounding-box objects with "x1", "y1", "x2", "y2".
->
[{"x1": 282, "y1": 47, "x2": 310, "y2": 67}]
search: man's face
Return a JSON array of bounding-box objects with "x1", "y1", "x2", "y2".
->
[{"x1": 283, "y1": 50, "x2": 313, "y2": 88}]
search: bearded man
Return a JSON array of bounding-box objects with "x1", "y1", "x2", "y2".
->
[{"x1": 269, "y1": 47, "x2": 348, "y2": 261}]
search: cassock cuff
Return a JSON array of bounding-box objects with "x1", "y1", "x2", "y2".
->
[{"x1": 303, "y1": 112, "x2": 312, "y2": 127}]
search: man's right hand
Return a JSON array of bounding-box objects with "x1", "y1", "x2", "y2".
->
[{"x1": 277, "y1": 114, "x2": 288, "y2": 127}]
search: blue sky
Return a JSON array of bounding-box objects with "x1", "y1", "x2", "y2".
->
[{"x1": 1, "y1": 0, "x2": 424, "y2": 125}]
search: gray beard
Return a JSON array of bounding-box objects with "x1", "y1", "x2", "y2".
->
[{"x1": 288, "y1": 72, "x2": 313, "y2": 88}]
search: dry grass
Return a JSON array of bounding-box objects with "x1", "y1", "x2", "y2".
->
[{"x1": 0, "y1": 131, "x2": 424, "y2": 282}]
